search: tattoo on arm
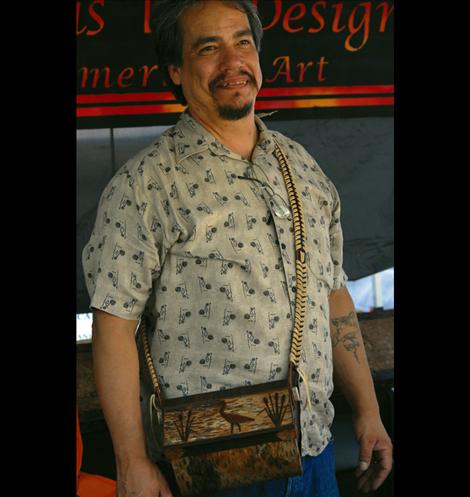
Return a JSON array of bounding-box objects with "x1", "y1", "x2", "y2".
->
[{"x1": 331, "y1": 312, "x2": 361, "y2": 363}]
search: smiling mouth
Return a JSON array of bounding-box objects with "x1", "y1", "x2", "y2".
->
[{"x1": 217, "y1": 79, "x2": 249, "y2": 89}]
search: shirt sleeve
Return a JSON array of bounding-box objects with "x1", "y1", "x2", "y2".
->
[
  {"x1": 327, "y1": 179, "x2": 348, "y2": 290},
  {"x1": 81, "y1": 159, "x2": 178, "y2": 320}
]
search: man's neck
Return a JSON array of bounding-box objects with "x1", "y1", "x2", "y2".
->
[{"x1": 188, "y1": 108, "x2": 259, "y2": 161}]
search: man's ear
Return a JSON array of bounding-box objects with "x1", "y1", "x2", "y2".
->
[{"x1": 168, "y1": 65, "x2": 182, "y2": 85}]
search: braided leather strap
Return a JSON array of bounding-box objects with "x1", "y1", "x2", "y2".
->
[
  {"x1": 140, "y1": 319, "x2": 162, "y2": 404},
  {"x1": 273, "y1": 140, "x2": 307, "y2": 370}
]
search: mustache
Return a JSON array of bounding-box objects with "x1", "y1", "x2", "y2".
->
[{"x1": 209, "y1": 71, "x2": 257, "y2": 93}]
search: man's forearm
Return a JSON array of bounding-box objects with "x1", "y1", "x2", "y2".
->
[
  {"x1": 92, "y1": 310, "x2": 148, "y2": 465},
  {"x1": 328, "y1": 288, "x2": 379, "y2": 415}
]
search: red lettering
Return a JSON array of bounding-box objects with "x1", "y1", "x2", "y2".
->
[
  {"x1": 255, "y1": 0, "x2": 392, "y2": 53},
  {"x1": 87, "y1": 0, "x2": 105, "y2": 36},
  {"x1": 377, "y1": 2, "x2": 394, "y2": 32},
  {"x1": 296, "y1": 61, "x2": 314, "y2": 83},
  {"x1": 332, "y1": 3, "x2": 346, "y2": 33},
  {"x1": 117, "y1": 67, "x2": 135, "y2": 87},
  {"x1": 317, "y1": 56, "x2": 328, "y2": 81},
  {"x1": 261, "y1": 0, "x2": 282, "y2": 31},
  {"x1": 79, "y1": 64, "x2": 164, "y2": 90},
  {"x1": 144, "y1": 0, "x2": 152, "y2": 33},
  {"x1": 266, "y1": 56, "x2": 293, "y2": 84},
  {"x1": 266, "y1": 55, "x2": 329, "y2": 84},
  {"x1": 283, "y1": 3, "x2": 306, "y2": 34},
  {"x1": 76, "y1": 2, "x2": 87, "y2": 36},
  {"x1": 346, "y1": 2, "x2": 371, "y2": 52},
  {"x1": 308, "y1": 1, "x2": 326, "y2": 34},
  {"x1": 79, "y1": 67, "x2": 113, "y2": 88},
  {"x1": 139, "y1": 65, "x2": 160, "y2": 87}
]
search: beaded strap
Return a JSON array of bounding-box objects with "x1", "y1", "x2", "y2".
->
[
  {"x1": 273, "y1": 140, "x2": 307, "y2": 370},
  {"x1": 141, "y1": 323, "x2": 162, "y2": 405}
]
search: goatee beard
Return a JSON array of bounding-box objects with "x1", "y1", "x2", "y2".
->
[
  {"x1": 217, "y1": 101, "x2": 253, "y2": 121},
  {"x1": 209, "y1": 70, "x2": 257, "y2": 121}
]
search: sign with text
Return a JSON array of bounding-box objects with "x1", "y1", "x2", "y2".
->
[{"x1": 77, "y1": 0, "x2": 394, "y2": 128}]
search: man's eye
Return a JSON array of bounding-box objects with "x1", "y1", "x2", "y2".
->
[
  {"x1": 200, "y1": 45, "x2": 216, "y2": 54},
  {"x1": 239, "y1": 39, "x2": 252, "y2": 46}
]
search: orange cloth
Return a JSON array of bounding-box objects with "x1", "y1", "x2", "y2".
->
[
  {"x1": 77, "y1": 473, "x2": 117, "y2": 497},
  {"x1": 77, "y1": 411, "x2": 117, "y2": 497},
  {"x1": 77, "y1": 410, "x2": 84, "y2": 478}
]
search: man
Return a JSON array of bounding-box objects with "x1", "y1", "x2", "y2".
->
[{"x1": 82, "y1": 1, "x2": 393, "y2": 496}]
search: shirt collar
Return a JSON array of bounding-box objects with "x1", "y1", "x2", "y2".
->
[
  {"x1": 253, "y1": 113, "x2": 276, "y2": 157},
  {"x1": 173, "y1": 110, "x2": 276, "y2": 163}
]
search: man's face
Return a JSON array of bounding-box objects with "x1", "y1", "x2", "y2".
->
[{"x1": 168, "y1": 1, "x2": 262, "y2": 122}]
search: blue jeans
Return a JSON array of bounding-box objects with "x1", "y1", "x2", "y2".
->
[{"x1": 208, "y1": 440, "x2": 340, "y2": 497}]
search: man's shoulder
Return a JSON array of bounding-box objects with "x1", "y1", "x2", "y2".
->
[{"x1": 113, "y1": 125, "x2": 180, "y2": 180}]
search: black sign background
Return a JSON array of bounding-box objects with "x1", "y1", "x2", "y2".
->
[{"x1": 77, "y1": 0, "x2": 394, "y2": 127}]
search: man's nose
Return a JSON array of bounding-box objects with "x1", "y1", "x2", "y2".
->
[{"x1": 218, "y1": 46, "x2": 245, "y2": 72}]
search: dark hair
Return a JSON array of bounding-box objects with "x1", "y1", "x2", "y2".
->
[{"x1": 150, "y1": 0, "x2": 263, "y2": 105}]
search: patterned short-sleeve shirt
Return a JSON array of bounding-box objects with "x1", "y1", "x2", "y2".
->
[{"x1": 82, "y1": 111, "x2": 348, "y2": 457}]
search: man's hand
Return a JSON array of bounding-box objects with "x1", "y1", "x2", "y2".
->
[
  {"x1": 117, "y1": 456, "x2": 173, "y2": 497},
  {"x1": 353, "y1": 412, "x2": 393, "y2": 493}
]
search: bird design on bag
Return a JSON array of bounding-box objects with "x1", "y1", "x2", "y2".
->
[{"x1": 218, "y1": 400, "x2": 254, "y2": 433}]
